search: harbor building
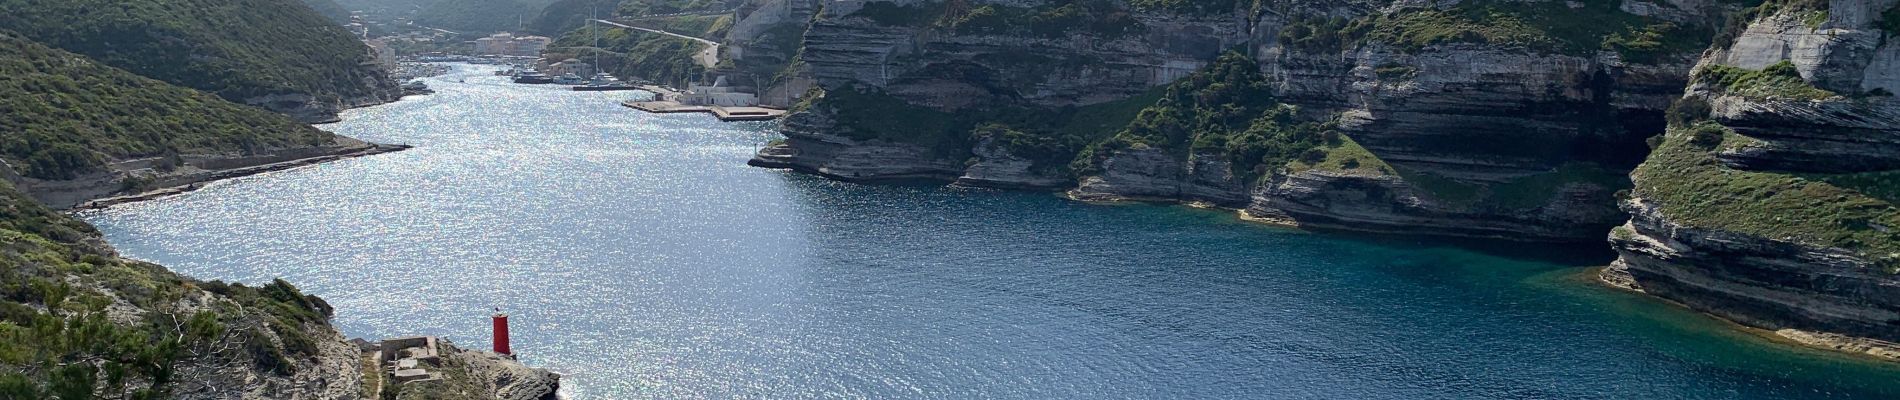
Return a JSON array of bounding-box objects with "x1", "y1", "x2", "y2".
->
[
  {"x1": 543, "y1": 58, "x2": 595, "y2": 77},
  {"x1": 678, "y1": 76, "x2": 760, "y2": 107},
  {"x1": 474, "y1": 33, "x2": 551, "y2": 57}
]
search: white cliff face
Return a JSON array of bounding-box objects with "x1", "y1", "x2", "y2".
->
[
  {"x1": 956, "y1": 135, "x2": 1070, "y2": 189},
  {"x1": 800, "y1": 1, "x2": 1247, "y2": 110},
  {"x1": 756, "y1": 0, "x2": 1704, "y2": 241},
  {"x1": 1709, "y1": 95, "x2": 1900, "y2": 172},
  {"x1": 1715, "y1": 0, "x2": 1900, "y2": 93},
  {"x1": 749, "y1": 103, "x2": 965, "y2": 180},
  {"x1": 1608, "y1": 0, "x2": 1900, "y2": 352}
]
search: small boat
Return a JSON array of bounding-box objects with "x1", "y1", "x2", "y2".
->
[
  {"x1": 554, "y1": 73, "x2": 586, "y2": 85},
  {"x1": 571, "y1": 73, "x2": 640, "y2": 91},
  {"x1": 588, "y1": 73, "x2": 620, "y2": 85},
  {"x1": 572, "y1": 83, "x2": 639, "y2": 92},
  {"x1": 513, "y1": 72, "x2": 553, "y2": 84}
]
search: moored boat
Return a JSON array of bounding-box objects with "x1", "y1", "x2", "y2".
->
[
  {"x1": 513, "y1": 72, "x2": 553, "y2": 84},
  {"x1": 572, "y1": 73, "x2": 639, "y2": 91}
]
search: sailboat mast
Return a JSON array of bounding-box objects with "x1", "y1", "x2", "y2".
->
[{"x1": 592, "y1": 6, "x2": 600, "y2": 73}]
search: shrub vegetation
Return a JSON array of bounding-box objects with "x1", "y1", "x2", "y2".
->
[
  {"x1": 0, "y1": 0, "x2": 388, "y2": 104},
  {"x1": 0, "y1": 33, "x2": 335, "y2": 180}
]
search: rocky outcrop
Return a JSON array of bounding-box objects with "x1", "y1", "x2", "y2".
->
[
  {"x1": 1608, "y1": 0, "x2": 1900, "y2": 358},
  {"x1": 1321, "y1": 44, "x2": 1683, "y2": 176},
  {"x1": 1710, "y1": 95, "x2": 1900, "y2": 173},
  {"x1": 449, "y1": 347, "x2": 563, "y2": 400},
  {"x1": 799, "y1": 0, "x2": 1245, "y2": 110},
  {"x1": 247, "y1": 88, "x2": 402, "y2": 124},
  {"x1": 1069, "y1": 148, "x2": 1248, "y2": 206},
  {"x1": 954, "y1": 135, "x2": 1069, "y2": 189},
  {"x1": 1246, "y1": 167, "x2": 1626, "y2": 241},
  {"x1": 753, "y1": 0, "x2": 1708, "y2": 242},
  {"x1": 8, "y1": 137, "x2": 409, "y2": 210},
  {"x1": 170, "y1": 319, "x2": 366, "y2": 400},
  {"x1": 1070, "y1": 11, "x2": 1695, "y2": 242},
  {"x1": 1606, "y1": 199, "x2": 1900, "y2": 345},
  {"x1": 747, "y1": 104, "x2": 963, "y2": 180}
]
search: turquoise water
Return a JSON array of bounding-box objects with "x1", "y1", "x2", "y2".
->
[{"x1": 78, "y1": 65, "x2": 1900, "y2": 399}]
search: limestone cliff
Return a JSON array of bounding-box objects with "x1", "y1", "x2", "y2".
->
[
  {"x1": 751, "y1": 0, "x2": 1717, "y2": 242},
  {"x1": 1606, "y1": 0, "x2": 1900, "y2": 355},
  {"x1": 748, "y1": 98, "x2": 965, "y2": 180}
]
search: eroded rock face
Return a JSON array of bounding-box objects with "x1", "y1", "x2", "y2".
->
[
  {"x1": 1609, "y1": 0, "x2": 1900, "y2": 352},
  {"x1": 755, "y1": 0, "x2": 1699, "y2": 241},
  {"x1": 1246, "y1": 168, "x2": 1625, "y2": 241},
  {"x1": 1069, "y1": 147, "x2": 1187, "y2": 202},
  {"x1": 955, "y1": 135, "x2": 1069, "y2": 189},
  {"x1": 247, "y1": 87, "x2": 401, "y2": 124},
  {"x1": 1070, "y1": 20, "x2": 1691, "y2": 241},
  {"x1": 801, "y1": 0, "x2": 1245, "y2": 110},
  {"x1": 1711, "y1": 95, "x2": 1900, "y2": 173},
  {"x1": 748, "y1": 104, "x2": 964, "y2": 180},
  {"x1": 1327, "y1": 45, "x2": 1681, "y2": 174},
  {"x1": 1227, "y1": 42, "x2": 1684, "y2": 241},
  {"x1": 7, "y1": 137, "x2": 400, "y2": 210},
  {"x1": 1607, "y1": 199, "x2": 1900, "y2": 342},
  {"x1": 446, "y1": 346, "x2": 562, "y2": 400}
]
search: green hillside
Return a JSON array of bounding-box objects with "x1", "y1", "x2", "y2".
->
[
  {"x1": 0, "y1": 0, "x2": 389, "y2": 105},
  {"x1": 0, "y1": 175, "x2": 338, "y2": 398},
  {"x1": 528, "y1": 0, "x2": 623, "y2": 35},
  {"x1": 414, "y1": 0, "x2": 539, "y2": 33},
  {"x1": 301, "y1": 0, "x2": 354, "y2": 24},
  {"x1": 0, "y1": 32, "x2": 334, "y2": 181}
]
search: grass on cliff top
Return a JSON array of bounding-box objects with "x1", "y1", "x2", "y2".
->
[
  {"x1": 0, "y1": 32, "x2": 335, "y2": 180},
  {"x1": 1287, "y1": 134, "x2": 1394, "y2": 176},
  {"x1": 1281, "y1": 0, "x2": 1707, "y2": 61},
  {"x1": 1395, "y1": 163, "x2": 1630, "y2": 210},
  {"x1": 1694, "y1": 61, "x2": 1837, "y2": 100},
  {"x1": 1636, "y1": 122, "x2": 1900, "y2": 265},
  {"x1": 0, "y1": 181, "x2": 339, "y2": 397}
]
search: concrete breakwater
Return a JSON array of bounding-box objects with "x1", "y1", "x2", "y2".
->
[{"x1": 68, "y1": 143, "x2": 412, "y2": 210}]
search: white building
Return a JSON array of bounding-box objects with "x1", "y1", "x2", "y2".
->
[
  {"x1": 677, "y1": 76, "x2": 759, "y2": 107},
  {"x1": 364, "y1": 38, "x2": 397, "y2": 69},
  {"x1": 544, "y1": 58, "x2": 594, "y2": 76},
  {"x1": 474, "y1": 33, "x2": 552, "y2": 57}
]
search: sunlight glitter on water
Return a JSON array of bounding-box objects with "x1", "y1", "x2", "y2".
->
[{"x1": 78, "y1": 64, "x2": 1900, "y2": 399}]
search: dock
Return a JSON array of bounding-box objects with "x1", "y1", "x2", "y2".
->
[{"x1": 622, "y1": 99, "x2": 786, "y2": 121}]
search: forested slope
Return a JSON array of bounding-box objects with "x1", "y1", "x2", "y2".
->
[{"x1": 0, "y1": 0, "x2": 399, "y2": 122}]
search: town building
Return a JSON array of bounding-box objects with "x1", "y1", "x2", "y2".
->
[
  {"x1": 543, "y1": 58, "x2": 595, "y2": 77},
  {"x1": 474, "y1": 33, "x2": 552, "y2": 57},
  {"x1": 677, "y1": 76, "x2": 760, "y2": 107},
  {"x1": 364, "y1": 38, "x2": 398, "y2": 69}
]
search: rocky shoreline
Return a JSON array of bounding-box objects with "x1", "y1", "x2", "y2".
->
[
  {"x1": 3, "y1": 137, "x2": 410, "y2": 211},
  {"x1": 68, "y1": 142, "x2": 412, "y2": 210},
  {"x1": 1596, "y1": 264, "x2": 1900, "y2": 363}
]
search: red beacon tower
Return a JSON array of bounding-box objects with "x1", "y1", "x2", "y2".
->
[{"x1": 492, "y1": 309, "x2": 512, "y2": 356}]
